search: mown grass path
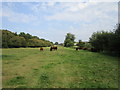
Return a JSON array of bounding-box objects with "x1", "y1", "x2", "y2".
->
[{"x1": 2, "y1": 47, "x2": 119, "y2": 88}]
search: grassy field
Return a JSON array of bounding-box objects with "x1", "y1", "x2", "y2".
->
[{"x1": 2, "y1": 47, "x2": 119, "y2": 88}]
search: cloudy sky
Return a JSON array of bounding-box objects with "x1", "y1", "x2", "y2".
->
[{"x1": 0, "y1": 1, "x2": 118, "y2": 43}]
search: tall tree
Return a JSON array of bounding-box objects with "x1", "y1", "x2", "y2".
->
[
  {"x1": 89, "y1": 31, "x2": 111, "y2": 51},
  {"x1": 64, "y1": 33, "x2": 75, "y2": 47},
  {"x1": 2, "y1": 30, "x2": 15, "y2": 48},
  {"x1": 54, "y1": 42, "x2": 58, "y2": 45},
  {"x1": 109, "y1": 24, "x2": 120, "y2": 55}
]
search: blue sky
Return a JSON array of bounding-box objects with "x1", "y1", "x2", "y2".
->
[{"x1": 0, "y1": 2, "x2": 118, "y2": 43}]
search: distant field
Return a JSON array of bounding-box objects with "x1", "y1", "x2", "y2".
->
[{"x1": 2, "y1": 47, "x2": 119, "y2": 88}]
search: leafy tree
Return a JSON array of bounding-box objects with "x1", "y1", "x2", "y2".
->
[
  {"x1": 32, "y1": 36, "x2": 39, "y2": 39},
  {"x1": 2, "y1": 30, "x2": 15, "y2": 48},
  {"x1": 14, "y1": 32, "x2": 17, "y2": 36},
  {"x1": 76, "y1": 40, "x2": 85, "y2": 48},
  {"x1": 64, "y1": 33, "x2": 75, "y2": 47},
  {"x1": 28, "y1": 39, "x2": 39, "y2": 46},
  {"x1": 108, "y1": 24, "x2": 120, "y2": 55},
  {"x1": 9, "y1": 36, "x2": 26, "y2": 47},
  {"x1": 19, "y1": 32, "x2": 32, "y2": 40},
  {"x1": 84, "y1": 42, "x2": 92, "y2": 48},
  {"x1": 89, "y1": 31, "x2": 111, "y2": 51},
  {"x1": 89, "y1": 24, "x2": 120, "y2": 56},
  {"x1": 54, "y1": 42, "x2": 58, "y2": 45},
  {"x1": 19, "y1": 32, "x2": 26, "y2": 38}
]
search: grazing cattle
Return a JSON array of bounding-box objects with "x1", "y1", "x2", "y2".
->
[
  {"x1": 50, "y1": 46, "x2": 57, "y2": 51},
  {"x1": 76, "y1": 47, "x2": 83, "y2": 50},
  {"x1": 91, "y1": 48, "x2": 99, "y2": 52},
  {"x1": 83, "y1": 47, "x2": 87, "y2": 50},
  {"x1": 40, "y1": 47, "x2": 43, "y2": 51},
  {"x1": 87, "y1": 48, "x2": 91, "y2": 51}
]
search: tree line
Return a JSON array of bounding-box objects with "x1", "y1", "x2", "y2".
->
[
  {"x1": 1, "y1": 29, "x2": 53, "y2": 48},
  {"x1": 89, "y1": 24, "x2": 120, "y2": 56},
  {"x1": 64, "y1": 24, "x2": 120, "y2": 56}
]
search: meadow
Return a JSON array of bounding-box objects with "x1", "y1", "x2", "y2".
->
[{"x1": 2, "y1": 47, "x2": 119, "y2": 88}]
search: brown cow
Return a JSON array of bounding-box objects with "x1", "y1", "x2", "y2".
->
[
  {"x1": 40, "y1": 47, "x2": 43, "y2": 51},
  {"x1": 87, "y1": 48, "x2": 91, "y2": 51},
  {"x1": 83, "y1": 47, "x2": 87, "y2": 50},
  {"x1": 76, "y1": 47, "x2": 83, "y2": 50},
  {"x1": 50, "y1": 46, "x2": 57, "y2": 51}
]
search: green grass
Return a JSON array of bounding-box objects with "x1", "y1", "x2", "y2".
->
[{"x1": 2, "y1": 47, "x2": 119, "y2": 88}]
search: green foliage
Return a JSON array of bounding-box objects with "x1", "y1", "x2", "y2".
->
[
  {"x1": 54, "y1": 42, "x2": 58, "y2": 45},
  {"x1": 19, "y1": 32, "x2": 33, "y2": 40},
  {"x1": 115, "y1": 24, "x2": 120, "y2": 47},
  {"x1": 2, "y1": 30, "x2": 15, "y2": 48},
  {"x1": 1, "y1": 29, "x2": 53, "y2": 48},
  {"x1": 89, "y1": 31, "x2": 111, "y2": 51},
  {"x1": 64, "y1": 33, "x2": 75, "y2": 47},
  {"x1": 89, "y1": 24, "x2": 120, "y2": 56},
  {"x1": 84, "y1": 42, "x2": 92, "y2": 48},
  {"x1": 76, "y1": 40, "x2": 85, "y2": 48},
  {"x1": 9, "y1": 36, "x2": 27, "y2": 47}
]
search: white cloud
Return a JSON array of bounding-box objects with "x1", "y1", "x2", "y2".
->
[
  {"x1": 45, "y1": 2, "x2": 118, "y2": 23},
  {"x1": 44, "y1": 2, "x2": 117, "y2": 42},
  {"x1": 30, "y1": 2, "x2": 57, "y2": 13},
  {"x1": 1, "y1": 6, "x2": 37, "y2": 23},
  {"x1": 30, "y1": 2, "x2": 90, "y2": 14},
  {"x1": 64, "y1": 2, "x2": 88, "y2": 12},
  {"x1": 21, "y1": 2, "x2": 118, "y2": 42}
]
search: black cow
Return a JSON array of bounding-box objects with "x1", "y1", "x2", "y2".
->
[{"x1": 50, "y1": 46, "x2": 57, "y2": 51}]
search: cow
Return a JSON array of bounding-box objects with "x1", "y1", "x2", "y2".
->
[
  {"x1": 91, "y1": 48, "x2": 99, "y2": 52},
  {"x1": 87, "y1": 48, "x2": 92, "y2": 51},
  {"x1": 50, "y1": 46, "x2": 57, "y2": 51},
  {"x1": 83, "y1": 47, "x2": 87, "y2": 50},
  {"x1": 76, "y1": 47, "x2": 83, "y2": 51},
  {"x1": 40, "y1": 47, "x2": 43, "y2": 51}
]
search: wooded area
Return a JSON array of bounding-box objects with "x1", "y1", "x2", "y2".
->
[
  {"x1": 89, "y1": 24, "x2": 120, "y2": 56},
  {"x1": 1, "y1": 30, "x2": 53, "y2": 48}
]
